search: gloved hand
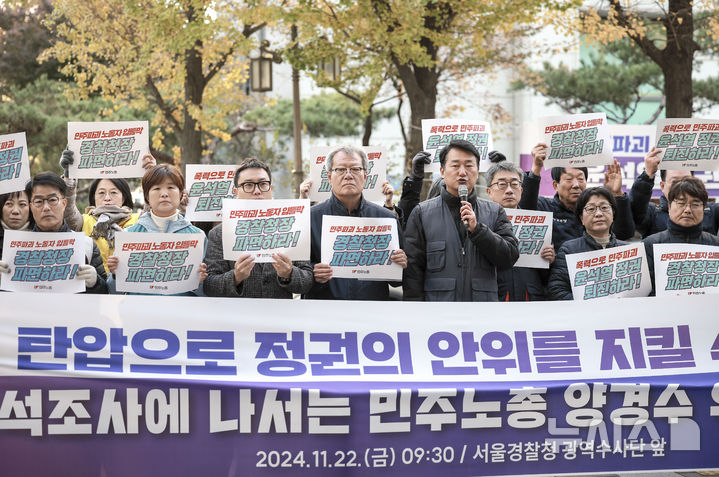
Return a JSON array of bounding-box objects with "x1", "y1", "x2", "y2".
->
[
  {"x1": 410, "y1": 151, "x2": 432, "y2": 180},
  {"x1": 0, "y1": 261, "x2": 11, "y2": 274},
  {"x1": 59, "y1": 148, "x2": 74, "y2": 177},
  {"x1": 76, "y1": 264, "x2": 97, "y2": 288},
  {"x1": 488, "y1": 150, "x2": 506, "y2": 164}
]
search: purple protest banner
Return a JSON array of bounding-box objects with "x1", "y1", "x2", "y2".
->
[{"x1": 2, "y1": 294, "x2": 719, "y2": 476}]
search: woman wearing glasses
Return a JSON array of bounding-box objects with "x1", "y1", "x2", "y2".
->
[
  {"x1": 642, "y1": 177, "x2": 719, "y2": 293},
  {"x1": 548, "y1": 187, "x2": 628, "y2": 300},
  {"x1": 58, "y1": 149, "x2": 156, "y2": 273},
  {"x1": 106, "y1": 164, "x2": 207, "y2": 295},
  {"x1": 0, "y1": 190, "x2": 34, "y2": 256}
]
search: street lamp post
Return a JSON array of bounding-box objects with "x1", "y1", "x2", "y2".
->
[{"x1": 291, "y1": 25, "x2": 303, "y2": 198}]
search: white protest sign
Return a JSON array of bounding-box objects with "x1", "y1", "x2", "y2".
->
[
  {"x1": 421, "y1": 119, "x2": 493, "y2": 173},
  {"x1": 308, "y1": 146, "x2": 387, "y2": 203},
  {"x1": 67, "y1": 121, "x2": 149, "y2": 178},
  {"x1": 321, "y1": 215, "x2": 401, "y2": 281},
  {"x1": 221, "y1": 199, "x2": 310, "y2": 263},
  {"x1": 539, "y1": 113, "x2": 613, "y2": 168},
  {"x1": 185, "y1": 164, "x2": 237, "y2": 221},
  {"x1": 655, "y1": 118, "x2": 719, "y2": 170},
  {"x1": 0, "y1": 230, "x2": 86, "y2": 293},
  {"x1": 113, "y1": 232, "x2": 205, "y2": 295},
  {"x1": 504, "y1": 209, "x2": 553, "y2": 269},
  {"x1": 653, "y1": 244, "x2": 719, "y2": 297},
  {"x1": 0, "y1": 132, "x2": 31, "y2": 195},
  {"x1": 566, "y1": 242, "x2": 651, "y2": 300}
]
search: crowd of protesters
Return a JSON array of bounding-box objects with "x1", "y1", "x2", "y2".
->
[{"x1": 1, "y1": 139, "x2": 717, "y2": 301}]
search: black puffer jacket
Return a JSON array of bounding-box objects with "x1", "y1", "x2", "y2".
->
[
  {"x1": 520, "y1": 172, "x2": 635, "y2": 249},
  {"x1": 643, "y1": 220, "x2": 719, "y2": 294},
  {"x1": 630, "y1": 171, "x2": 719, "y2": 238},
  {"x1": 548, "y1": 232, "x2": 628, "y2": 300}
]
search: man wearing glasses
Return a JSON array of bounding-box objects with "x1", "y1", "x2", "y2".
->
[
  {"x1": 520, "y1": 143, "x2": 635, "y2": 249},
  {"x1": 485, "y1": 161, "x2": 554, "y2": 301},
  {"x1": 203, "y1": 158, "x2": 313, "y2": 298},
  {"x1": 643, "y1": 176, "x2": 719, "y2": 294},
  {"x1": 306, "y1": 145, "x2": 407, "y2": 300},
  {"x1": 629, "y1": 147, "x2": 719, "y2": 238},
  {"x1": 0, "y1": 172, "x2": 107, "y2": 293},
  {"x1": 403, "y1": 140, "x2": 518, "y2": 301}
]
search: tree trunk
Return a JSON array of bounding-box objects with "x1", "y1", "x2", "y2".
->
[
  {"x1": 395, "y1": 64, "x2": 438, "y2": 172},
  {"x1": 662, "y1": 0, "x2": 696, "y2": 118},
  {"x1": 362, "y1": 106, "x2": 373, "y2": 146},
  {"x1": 663, "y1": 59, "x2": 693, "y2": 118},
  {"x1": 183, "y1": 45, "x2": 204, "y2": 165}
]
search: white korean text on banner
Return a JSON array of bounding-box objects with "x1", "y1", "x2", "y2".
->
[
  {"x1": 3, "y1": 293, "x2": 719, "y2": 476},
  {"x1": 653, "y1": 243, "x2": 719, "y2": 296},
  {"x1": 504, "y1": 209, "x2": 553, "y2": 269},
  {"x1": 566, "y1": 242, "x2": 651, "y2": 300},
  {"x1": 67, "y1": 121, "x2": 149, "y2": 178},
  {"x1": 0, "y1": 230, "x2": 85, "y2": 293},
  {"x1": 185, "y1": 164, "x2": 236, "y2": 221},
  {"x1": 321, "y1": 215, "x2": 401, "y2": 280},
  {"x1": 538, "y1": 113, "x2": 613, "y2": 168},
  {"x1": 113, "y1": 232, "x2": 205, "y2": 295},
  {"x1": 655, "y1": 118, "x2": 719, "y2": 170},
  {"x1": 221, "y1": 198, "x2": 310, "y2": 262},
  {"x1": 308, "y1": 146, "x2": 387, "y2": 203},
  {"x1": 0, "y1": 132, "x2": 31, "y2": 195},
  {"x1": 421, "y1": 118, "x2": 493, "y2": 173}
]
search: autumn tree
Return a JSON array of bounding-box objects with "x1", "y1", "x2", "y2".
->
[
  {"x1": 512, "y1": 39, "x2": 665, "y2": 123},
  {"x1": 245, "y1": 92, "x2": 393, "y2": 138},
  {"x1": 565, "y1": 0, "x2": 719, "y2": 118},
  {"x1": 42, "y1": 0, "x2": 276, "y2": 164},
  {"x1": 281, "y1": 31, "x2": 397, "y2": 146},
  {"x1": 0, "y1": 0, "x2": 63, "y2": 95},
  {"x1": 286, "y1": 0, "x2": 559, "y2": 171}
]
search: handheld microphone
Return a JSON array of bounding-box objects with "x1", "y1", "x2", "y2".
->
[{"x1": 458, "y1": 184, "x2": 469, "y2": 228}]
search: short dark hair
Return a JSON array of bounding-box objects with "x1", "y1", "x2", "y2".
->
[
  {"x1": 25, "y1": 172, "x2": 67, "y2": 199},
  {"x1": 438, "y1": 139, "x2": 481, "y2": 168},
  {"x1": 0, "y1": 190, "x2": 34, "y2": 227},
  {"x1": 88, "y1": 178, "x2": 134, "y2": 208},
  {"x1": 667, "y1": 176, "x2": 708, "y2": 206},
  {"x1": 660, "y1": 169, "x2": 694, "y2": 182},
  {"x1": 551, "y1": 167, "x2": 588, "y2": 183},
  {"x1": 141, "y1": 164, "x2": 185, "y2": 203},
  {"x1": 234, "y1": 158, "x2": 272, "y2": 187},
  {"x1": 575, "y1": 187, "x2": 618, "y2": 222},
  {"x1": 0, "y1": 190, "x2": 28, "y2": 209}
]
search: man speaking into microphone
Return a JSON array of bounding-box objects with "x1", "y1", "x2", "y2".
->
[{"x1": 403, "y1": 139, "x2": 519, "y2": 301}]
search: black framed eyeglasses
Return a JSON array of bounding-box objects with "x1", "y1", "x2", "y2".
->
[
  {"x1": 239, "y1": 181, "x2": 271, "y2": 193},
  {"x1": 31, "y1": 195, "x2": 63, "y2": 208}
]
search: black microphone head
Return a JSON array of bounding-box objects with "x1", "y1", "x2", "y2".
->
[{"x1": 458, "y1": 184, "x2": 468, "y2": 201}]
